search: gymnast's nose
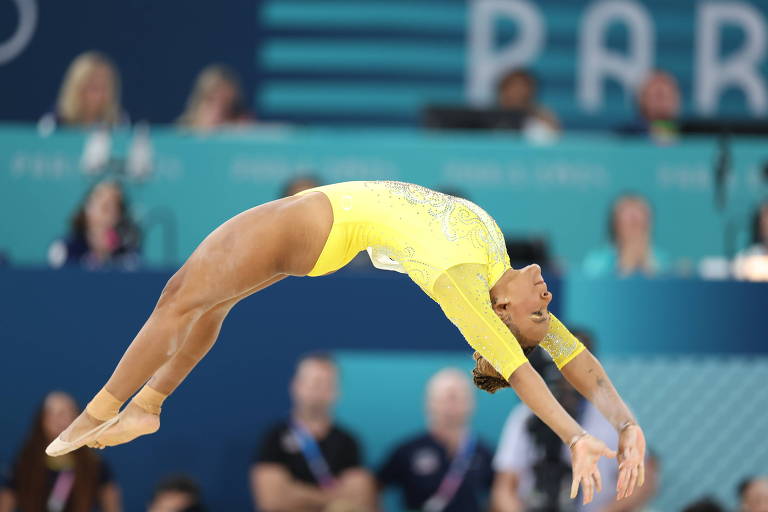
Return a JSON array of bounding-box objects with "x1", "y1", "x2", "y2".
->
[{"x1": 541, "y1": 287, "x2": 552, "y2": 304}]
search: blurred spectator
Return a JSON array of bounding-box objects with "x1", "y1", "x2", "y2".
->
[
  {"x1": 250, "y1": 353, "x2": 376, "y2": 512},
  {"x1": 177, "y1": 64, "x2": 253, "y2": 132},
  {"x1": 0, "y1": 391, "x2": 121, "y2": 512},
  {"x1": 582, "y1": 194, "x2": 669, "y2": 277},
  {"x1": 491, "y1": 331, "x2": 658, "y2": 512},
  {"x1": 681, "y1": 498, "x2": 725, "y2": 512},
  {"x1": 147, "y1": 475, "x2": 205, "y2": 512},
  {"x1": 497, "y1": 69, "x2": 560, "y2": 133},
  {"x1": 739, "y1": 477, "x2": 768, "y2": 512},
  {"x1": 378, "y1": 368, "x2": 494, "y2": 512},
  {"x1": 623, "y1": 71, "x2": 681, "y2": 142},
  {"x1": 733, "y1": 202, "x2": 768, "y2": 281},
  {"x1": 48, "y1": 181, "x2": 141, "y2": 270},
  {"x1": 638, "y1": 72, "x2": 680, "y2": 125},
  {"x1": 281, "y1": 176, "x2": 322, "y2": 198},
  {"x1": 39, "y1": 51, "x2": 128, "y2": 131}
]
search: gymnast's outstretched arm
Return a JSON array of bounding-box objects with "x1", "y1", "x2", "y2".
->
[
  {"x1": 431, "y1": 265, "x2": 616, "y2": 505},
  {"x1": 560, "y1": 350, "x2": 647, "y2": 500},
  {"x1": 505, "y1": 362, "x2": 617, "y2": 504}
]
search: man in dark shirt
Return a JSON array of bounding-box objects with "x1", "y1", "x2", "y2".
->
[
  {"x1": 250, "y1": 353, "x2": 375, "y2": 512},
  {"x1": 378, "y1": 368, "x2": 494, "y2": 512}
]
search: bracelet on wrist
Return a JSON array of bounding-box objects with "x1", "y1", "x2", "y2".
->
[
  {"x1": 619, "y1": 420, "x2": 638, "y2": 432},
  {"x1": 569, "y1": 430, "x2": 588, "y2": 450}
]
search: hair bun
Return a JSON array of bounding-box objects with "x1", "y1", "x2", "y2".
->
[{"x1": 471, "y1": 352, "x2": 511, "y2": 394}]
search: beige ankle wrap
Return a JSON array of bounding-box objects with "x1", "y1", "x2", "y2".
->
[
  {"x1": 85, "y1": 388, "x2": 123, "y2": 421},
  {"x1": 133, "y1": 385, "x2": 167, "y2": 415}
]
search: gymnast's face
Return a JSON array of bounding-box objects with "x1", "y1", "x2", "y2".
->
[{"x1": 491, "y1": 264, "x2": 552, "y2": 350}]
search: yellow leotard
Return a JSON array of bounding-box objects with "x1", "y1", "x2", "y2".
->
[{"x1": 298, "y1": 181, "x2": 584, "y2": 378}]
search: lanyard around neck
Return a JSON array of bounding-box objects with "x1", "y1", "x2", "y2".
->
[
  {"x1": 423, "y1": 432, "x2": 478, "y2": 512},
  {"x1": 290, "y1": 420, "x2": 337, "y2": 489}
]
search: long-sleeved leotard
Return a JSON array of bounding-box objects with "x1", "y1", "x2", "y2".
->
[{"x1": 297, "y1": 181, "x2": 584, "y2": 378}]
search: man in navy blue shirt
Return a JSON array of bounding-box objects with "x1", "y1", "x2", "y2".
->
[{"x1": 378, "y1": 368, "x2": 494, "y2": 512}]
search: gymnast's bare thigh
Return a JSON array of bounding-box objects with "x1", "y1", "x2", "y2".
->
[{"x1": 155, "y1": 192, "x2": 334, "y2": 314}]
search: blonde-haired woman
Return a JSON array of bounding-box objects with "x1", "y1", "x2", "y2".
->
[
  {"x1": 41, "y1": 51, "x2": 128, "y2": 129},
  {"x1": 178, "y1": 64, "x2": 253, "y2": 131}
]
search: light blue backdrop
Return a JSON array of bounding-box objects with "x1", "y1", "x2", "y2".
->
[{"x1": 2, "y1": 125, "x2": 767, "y2": 270}]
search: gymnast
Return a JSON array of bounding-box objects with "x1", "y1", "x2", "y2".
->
[{"x1": 47, "y1": 181, "x2": 646, "y2": 504}]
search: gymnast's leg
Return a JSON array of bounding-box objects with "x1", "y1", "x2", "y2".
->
[
  {"x1": 90, "y1": 275, "x2": 286, "y2": 448},
  {"x1": 149, "y1": 274, "x2": 287, "y2": 396},
  {"x1": 47, "y1": 192, "x2": 332, "y2": 455}
]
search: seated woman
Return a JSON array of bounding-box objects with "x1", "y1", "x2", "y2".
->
[
  {"x1": 582, "y1": 194, "x2": 669, "y2": 278},
  {"x1": 0, "y1": 391, "x2": 121, "y2": 512},
  {"x1": 47, "y1": 181, "x2": 646, "y2": 505},
  {"x1": 40, "y1": 51, "x2": 129, "y2": 131},
  {"x1": 177, "y1": 64, "x2": 254, "y2": 132},
  {"x1": 48, "y1": 181, "x2": 141, "y2": 270}
]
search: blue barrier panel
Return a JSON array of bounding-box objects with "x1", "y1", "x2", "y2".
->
[{"x1": 563, "y1": 274, "x2": 768, "y2": 356}]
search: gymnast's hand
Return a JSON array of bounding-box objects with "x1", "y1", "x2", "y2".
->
[
  {"x1": 616, "y1": 424, "x2": 646, "y2": 500},
  {"x1": 569, "y1": 433, "x2": 617, "y2": 505}
]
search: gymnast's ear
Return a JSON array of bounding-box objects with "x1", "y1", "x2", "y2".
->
[
  {"x1": 490, "y1": 294, "x2": 510, "y2": 315},
  {"x1": 471, "y1": 352, "x2": 511, "y2": 394}
]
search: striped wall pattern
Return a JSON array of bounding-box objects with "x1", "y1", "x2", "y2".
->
[{"x1": 256, "y1": 0, "x2": 768, "y2": 127}]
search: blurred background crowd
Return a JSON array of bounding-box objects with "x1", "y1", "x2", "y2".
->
[
  {"x1": 2, "y1": 42, "x2": 768, "y2": 278},
  {"x1": 2, "y1": 352, "x2": 767, "y2": 512},
  {"x1": 1, "y1": 0, "x2": 767, "y2": 510}
]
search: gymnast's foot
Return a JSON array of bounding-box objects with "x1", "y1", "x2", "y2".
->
[
  {"x1": 89, "y1": 401, "x2": 160, "y2": 449},
  {"x1": 46, "y1": 411, "x2": 115, "y2": 456}
]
